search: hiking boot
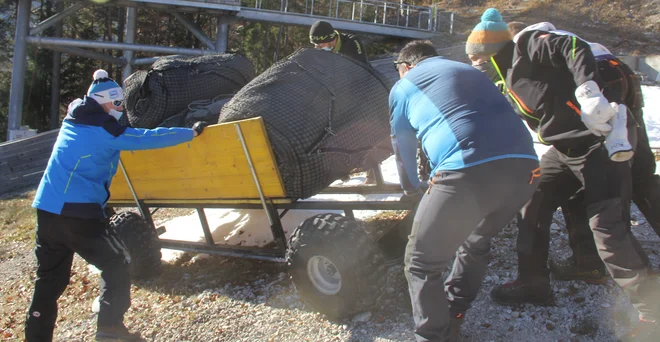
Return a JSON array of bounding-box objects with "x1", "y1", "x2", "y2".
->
[
  {"x1": 549, "y1": 256, "x2": 609, "y2": 284},
  {"x1": 620, "y1": 318, "x2": 659, "y2": 342},
  {"x1": 449, "y1": 313, "x2": 464, "y2": 342},
  {"x1": 95, "y1": 324, "x2": 142, "y2": 341},
  {"x1": 490, "y1": 279, "x2": 554, "y2": 306}
]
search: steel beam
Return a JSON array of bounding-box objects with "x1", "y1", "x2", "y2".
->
[
  {"x1": 7, "y1": 0, "x2": 31, "y2": 140},
  {"x1": 26, "y1": 36, "x2": 218, "y2": 56},
  {"x1": 159, "y1": 239, "x2": 286, "y2": 262},
  {"x1": 215, "y1": 17, "x2": 230, "y2": 53},
  {"x1": 122, "y1": 7, "x2": 137, "y2": 82},
  {"x1": 29, "y1": 3, "x2": 85, "y2": 36},
  {"x1": 50, "y1": 1, "x2": 64, "y2": 130},
  {"x1": 132, "y1": 57, "x2": 161, "y2": 65},
  {"x1": 45, "y1": 45, "x2": 127, "y2": 65},
  {"x1": 171, "y1": 11, "x2": 216, "y2": 50},
  {"x1": 126, "y1": 0, "x2": 240, "y2": 12},
  {"x1": 237, "y1": 9, "x2": 438, "y2": 39},
  {"x1": 50, "y1": 50, "x2": 62, "y2": 129}
]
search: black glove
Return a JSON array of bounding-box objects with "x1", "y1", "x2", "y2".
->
[{"x1": 192, "y1": 121, "x2": 210, "y2": 136}]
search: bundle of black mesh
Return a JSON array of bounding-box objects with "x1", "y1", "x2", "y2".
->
[
  {"x1": 124, "y1": 54, "x2": 255, "y2": 128},
  {"x1": 219, "y1": 48, "x2": 394, "y2": 199}
]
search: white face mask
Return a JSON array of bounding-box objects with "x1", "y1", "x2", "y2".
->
[
  {"x1": 321, "y1": 46, "x2": 332, "y2": 51},
  {"x1": 109, "y1": 109, "x2": 123, "y2": 121}
]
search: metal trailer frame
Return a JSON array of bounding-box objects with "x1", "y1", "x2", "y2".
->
[{"x1": 108, "y1": 122, "x2": 416, "y2": 263}]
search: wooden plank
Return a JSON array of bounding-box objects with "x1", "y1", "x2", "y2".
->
[
  {"x1": 0, "y1": 135, "x2": 58, "y2": 153},
  {"x1": 0, "y1": 138, "x2": 58, "y2": 157},
  {"x1": 109, "y1": 117, "x2": 287, "y2": 201},
  {"x1": 0, "y1": 158, "x2": 51, "y2": 179},
  {"x1": 0, "y1": 162, "x2": 48, "y2": 182},
  {"x1": 0, "y1": 172, "x2": 43, "y2": 193},
  {"x1": 0, "y1": 145, "x2": 52, "y2": 162},
  {"x1": 0, "y1": 145, "x2": 56, "y2": 167},
  {"x1": 0, "y1": 129, "x2": 58, "y2": 148},
  {"x1": 0, "y1": 140, "x2": 56, "y2": 163},
  {"x1": 0, "y1": 131, "x2": 55, "y2": 195},
  {"x1": 0, "y1": 151, "x2": 51, "y2": 172}
]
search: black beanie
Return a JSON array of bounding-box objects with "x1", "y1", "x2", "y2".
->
[{"x1": 309, "y1": 20, "x2": 337, "y2": 44}]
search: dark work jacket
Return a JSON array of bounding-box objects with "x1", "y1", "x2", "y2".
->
[
  {"x1": 492, "y1": 31, "x2": 605, "y2": 154},
  {"x1": 333, "y1": 32, "x2": 369, "y2": 65}
]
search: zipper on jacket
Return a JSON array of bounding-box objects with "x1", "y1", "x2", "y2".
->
[
  {"x1": 63, "y1": 155, "x2": 91, "y2": 194},
  {"x1": 572, "y1": 36, "x2": 577, "y2": 60}
]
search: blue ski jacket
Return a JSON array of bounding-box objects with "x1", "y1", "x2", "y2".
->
[
  {"x1": 389, "y1": 57, "x2": 538, "y2": 192},
  {"x1": 33, "y1": 96, "x2": 194, "y2": 219}
]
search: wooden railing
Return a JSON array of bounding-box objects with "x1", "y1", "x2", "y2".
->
[{"x1": 0, "y1": 130, "x2": 58, "y2": 195}]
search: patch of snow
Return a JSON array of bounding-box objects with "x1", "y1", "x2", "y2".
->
[
  {"x1": 642, "y1": 85, "x2": 660, "y2": 148},
  {"x1": 160, "y1": 208, "x2": 342, "y2": 263}
]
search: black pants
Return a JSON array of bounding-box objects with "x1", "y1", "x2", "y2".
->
[
  {"x1": 561, "y1": 108, "x2": 660, "y2": 262},
  {"x1": 25, "y1": 210, "x2": 131, "y2": 342},
  {"x1": 517, "y1": 143, "x2": 659, "y2": 319},
  {"x1": 405, "y1": 158, "x2": 539, "y2": 341}
]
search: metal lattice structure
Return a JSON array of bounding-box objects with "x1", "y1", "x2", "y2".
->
[{"x1": 7, "y1": 0, "x2": 452, "y2": 140}]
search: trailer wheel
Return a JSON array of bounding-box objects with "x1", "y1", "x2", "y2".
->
[
  {"x1": 287, "y1": 213, "x2": 387, "y2": 319},
  {"x1": 109, "y1": 211, "x2": 162, "y2": 280}
]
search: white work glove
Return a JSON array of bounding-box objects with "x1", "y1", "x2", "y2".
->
[
  {"x1": 605, "y1": 103, "x2": 634, "y2": 162},
  {"x1": 575, "y1": 80, "x2": 615, "y2": 136}
]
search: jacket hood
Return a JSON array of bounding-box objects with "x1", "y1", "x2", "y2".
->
[
  {"x1": 64, "y1": 96, "x2": 126, "y2": 137},
  {"x1": 514, "y1": 22, "x2": 614, "y2": 59},
  {"x1": 65, "y1": 96, "x2": 107, "y2": 121}
]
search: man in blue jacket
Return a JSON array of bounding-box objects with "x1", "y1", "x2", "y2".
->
[
  {"x1": 25, "y1": 70, "x2": 209, "y2": 342},
  {"x1": 391, "y1": 41, "x2": 539, "y2": 341}
]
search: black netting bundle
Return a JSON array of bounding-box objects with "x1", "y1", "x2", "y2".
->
[
  {"x1": 219, "y1": 48, "x2": 394, "y2": 199},
  {"x1": 159, "y1": 95, "x2": 233, "y2": 128},
  {"x1": 121, "y1": 70, "x2": 147, "y2": 127},
  {"x1": 124, "y1": 54, "x2": 255, "y2": 128}
]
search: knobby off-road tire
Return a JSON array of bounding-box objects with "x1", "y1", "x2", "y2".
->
[
  {"x1": 286, "y1": 213, "x2": 387, "y2": 319},
  {"x1": 109, "y1": 212, "x2": 162, "y2": 280}
]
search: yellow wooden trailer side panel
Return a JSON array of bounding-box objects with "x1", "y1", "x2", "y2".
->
[{"x1": 108, "y1": 118, "x2": 286, "y2": 202}]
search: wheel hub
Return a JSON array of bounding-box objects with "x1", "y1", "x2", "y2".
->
[{"x1": 307, "y1": 255, "x2": 342, "y2": 295}]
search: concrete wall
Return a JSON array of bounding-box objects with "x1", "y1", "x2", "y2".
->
[{"x1": 617, "y1": 55, "x2": 660, "y2": 82}]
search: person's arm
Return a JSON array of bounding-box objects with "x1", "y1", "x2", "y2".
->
[
  {"x1": 389, "y1": 85, "x2": 422, "y2": 193},
  {"x1": 105, "y1": 126, "x2": 194, "y2": 151},
  {"x1": 353, "y1": 38, "x2": 369, "y2": 64},
  {"x1": 340, "y1": 34, "x2": 368, "y2": 64}
]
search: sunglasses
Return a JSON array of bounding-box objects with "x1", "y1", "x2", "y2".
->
[
  {"x1": 112, "y1": 100, "x2": 124, "y2": 107},
  {"x1": 393, "y1": 61, "x2": 410, "y2": 72}
]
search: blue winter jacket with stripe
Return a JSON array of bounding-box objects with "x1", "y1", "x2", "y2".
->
[
  {"x1": 389, "y1": 57, "x2": 538, "y2": 192},
  {"x1": 32, "y1": 96, "x2": 195, "y2": 219}
]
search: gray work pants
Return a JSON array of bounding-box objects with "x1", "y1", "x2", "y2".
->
[
  {"x1": 404, "y1": 158, "x2": 539, "y2": 342},
  {"x1": 517, "y1": 143, "x2": 659, "y2": 321}
]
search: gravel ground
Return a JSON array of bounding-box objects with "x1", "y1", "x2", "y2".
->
[{"x1": 1, "y1": 204, "x2": 658, "y2": 341}]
